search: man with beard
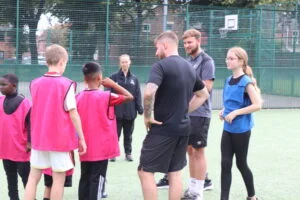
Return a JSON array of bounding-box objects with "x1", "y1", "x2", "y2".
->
[
  {"x1": 138, "y1": 31, "x2": 209, "y2": 200},
  {"x1": 181, "y1": 29, "x2": 215, "y2": 200}
]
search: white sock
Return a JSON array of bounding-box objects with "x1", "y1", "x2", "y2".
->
[
  {"x1": 188, "y1": 177, "x2": 196, "y2": 192},
  {"x1": 191, "y1": 179, "x2": 204, "y2": 197}
]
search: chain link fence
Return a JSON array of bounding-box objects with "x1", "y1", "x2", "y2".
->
[{"x1": 0, "y1": 1, "x2": 299, "y2": 108}]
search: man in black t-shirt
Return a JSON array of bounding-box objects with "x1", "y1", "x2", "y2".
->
[{"x1": 137, "y1": 31, "x2": 209, "y2": 200}]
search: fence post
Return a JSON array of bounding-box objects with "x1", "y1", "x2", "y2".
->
[
  {"x1": 255, "y1": 8, "x2": 262, "y2": 90},
  {"x1": 69, "y1": 30, "x2": 73, "y2": 64},
  {"x1": 208, "y1": 10, "x2": 213, "y2": 52},
  {"x1": 185, "y1": 3, "x2": 190, "y2": 29},
  {"x1": 292, "y1": 1, "x2": 298, "y2": 68},
  {"x1": 16, "y1": 0, "x2": 20, "y2": 64},
  {"x1": 105, "y1": 0, "x2": 110, "y2": 70}
]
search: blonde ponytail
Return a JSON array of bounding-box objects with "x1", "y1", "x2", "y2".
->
[{"x1": 245, "y1": 65, "x2": 261, "y2": 93}]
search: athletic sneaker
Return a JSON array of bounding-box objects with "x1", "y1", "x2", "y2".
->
[
  {"x1": 102, "y1": 191, "x2": 108, "y2": 198},
  {"x1": 101, "y1": 178, "x2": 108, "y2": 198},
  {"x1": 156, "y1": 175, "x2": 169, "y2": 189},
  {"x1": 246, "y1": 197, "x2": 258, "y2": 200},
  {"x1": 110, "y1": 157, "x2": 116, "y2": 162},
  {"x1": 181, "y1": 189, "x2": 202, "y2": 200},
  {"x1": 204, "y1": 178, "x2": 214, "y2": 191},
  {"x1": 125, "y1": 154, "x2": 133, "y2": 162}
]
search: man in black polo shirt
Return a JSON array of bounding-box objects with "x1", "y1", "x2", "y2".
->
[{"x1": 137, "y1": 31, "x2": 209, "y2": 200}]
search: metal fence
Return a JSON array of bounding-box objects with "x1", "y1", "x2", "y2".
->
[{"x1": 0, "y1": 1, "x2": 300, "y2": 108}]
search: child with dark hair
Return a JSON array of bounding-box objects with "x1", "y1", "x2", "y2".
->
[
  {"x1": 0, "y1": 73, "x2": 31, "y2": 200},
  {"x1": 76, "y1": 62, "x2": 134, "y2": 199}
]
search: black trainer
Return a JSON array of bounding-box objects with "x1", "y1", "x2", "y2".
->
[
  {"x1": 204, "y1": 178, "x2": 213, "y2": 191},
  {"x1": 156, "y1": 174, "x2": 169, "y2": 189},
  {"x1": 110, "y1": 157, "x2": 116, "y2": 162}
]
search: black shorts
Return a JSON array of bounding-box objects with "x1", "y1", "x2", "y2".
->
[
  {"x1": 188, "y1": 116, "x2": 211, "y2": 148},
  {"x1": 138, "y1": 134, "x2": 188, "y2": 173},
  {"x1": 44, "y1": 174, "x2": 73, "y2": 187}
]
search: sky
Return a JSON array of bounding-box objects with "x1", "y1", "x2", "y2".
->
[{"x1": 37, "y1": 13, "x2": 59, "y2": 35}]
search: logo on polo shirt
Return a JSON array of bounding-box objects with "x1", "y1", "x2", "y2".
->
[{"x1": 130, "y1": 79, "x2": 135, "y2": 85}]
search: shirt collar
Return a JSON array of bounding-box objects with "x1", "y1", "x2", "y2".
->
[{"x1": 44, "y1": 72, "x2": 61, "y2": 77}]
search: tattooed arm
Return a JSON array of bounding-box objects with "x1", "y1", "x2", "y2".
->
[{"x1": 143, "y1": 82, "x2": 162, "y2": 132}]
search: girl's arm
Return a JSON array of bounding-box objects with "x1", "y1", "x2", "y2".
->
[{"x1": 224, "y1": 84, "x2": 262, "y2": 123}]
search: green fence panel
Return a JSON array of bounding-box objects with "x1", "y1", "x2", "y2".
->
[{"x1": 0, "y1": 1, "x2": 299, "y2": 105}]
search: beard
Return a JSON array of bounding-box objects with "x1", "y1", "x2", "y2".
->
[
  {"x1": 186, "y1": 45, "x2": 199, "y2": 56},
  {"x1": 158, "y1": 52, "x2": 166, "y2": 59}
]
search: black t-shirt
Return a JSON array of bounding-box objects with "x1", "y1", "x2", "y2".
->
[{"x1": 148, "y1": 55, "x2": 205, "y2": 136}]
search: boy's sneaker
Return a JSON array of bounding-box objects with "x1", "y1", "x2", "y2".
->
[
  {"x1": 204, "y1": 178, "x2": 213, "y2": 191},
  {"x1": 125, "y1": 154, "x2": 133, "y2": 162},
  {"x1": 156, "y1": 175, "x2": 169, "y2": 189},
  {"x1": 246, "y1": 197, "x2": 258, "y2": 200},
  {"x1": 102, "y1": 191, "x2": 108, "y2": 198},
  {"x1": 101, "y1": 178, "x2": 108, "y2": 198},
  {"x1": 181, "y1": 189, "x2": 202, "y2": 200},
  {"x1": 110, "y1": 157, "x2": 116, "y2": 162}
]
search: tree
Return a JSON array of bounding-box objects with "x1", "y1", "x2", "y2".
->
[
  {"x1": 0, "y1": 0, "x2": 47, "y2": 63},
  {"x1": 169, "y1": 0, "x2": 297, "y2": 8},
  {"x1": 48, "y1": 0, "x2": 160, "y2": 63}
]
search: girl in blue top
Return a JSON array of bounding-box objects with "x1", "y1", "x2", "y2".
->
[{"x1": 219, "y1": 47, "x2": 262, "y2": 200}]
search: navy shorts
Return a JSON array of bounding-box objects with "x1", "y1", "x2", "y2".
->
[
  {"x1": 188, "y1": 116, "x2": 211, "y2": 148},
  {"x1": 138, "y1": 134, "x2": 188, "y2": 173}
]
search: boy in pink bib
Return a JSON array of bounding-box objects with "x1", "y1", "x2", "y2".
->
[
  {"x1": 76, "y1": 62, "x2": 133, "y2": 199},
  {"x1": 0, "y1": 73, "x2": 31, "y2": 200},
  {"x1": 24, "y1": 44, "x2": 87, "y2": 200}
]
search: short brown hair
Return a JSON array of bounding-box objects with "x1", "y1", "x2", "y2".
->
[
  {"x1": 45, "y1": 44, "x2": 68, "y2": 66},
  {"x1": 154, "y1": 31, "x2": 178, "y2": 46},
  {"x1": 182, "y1": 28, "x2": 201, "y2": 40}
]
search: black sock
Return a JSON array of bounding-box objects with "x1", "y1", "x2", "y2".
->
[{"x1": 44, "y1": 198, "x2": 50, "y2": 200}]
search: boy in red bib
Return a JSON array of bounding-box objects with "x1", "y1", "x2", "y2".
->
[
  {"x1": 0, "y1": 73, "x2": 31, "y2": 200},
  {"x1": 76, "y1": 62, "x2": 133, "y2": 200},
  {"x1": 24, "y1": 44, "x2": 87, "y2": 200}
]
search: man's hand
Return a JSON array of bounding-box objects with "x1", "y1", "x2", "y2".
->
[{"x1": 144, "y1": 117, "x2": 162, "y2": 132}]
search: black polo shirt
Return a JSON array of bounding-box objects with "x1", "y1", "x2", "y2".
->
[{"x1": 148, "y1": 55, "x2": 204, "y2": 137}]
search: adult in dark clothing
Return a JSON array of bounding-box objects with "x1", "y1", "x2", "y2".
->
[
  {"x1": 137, "y1": 31, "x2": 209, "y2": 200},
  {"x1": 110, "y1": 54, "x2": 143, "y2": 161},
  {"x1": 0, "y1": 73, "x2": 31, "y2": 200}
]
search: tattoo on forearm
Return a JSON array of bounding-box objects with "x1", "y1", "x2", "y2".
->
[
  {"x1": 144, "y1": 98, "x2": 152, "y2": 118},
  {"x1": 143, "y1": 83, "x2": 158, "y2": 119}
]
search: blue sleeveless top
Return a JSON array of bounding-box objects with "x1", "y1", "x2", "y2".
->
[{"x1": 222, "y1": 75, "x2": 254, "y2": 133}]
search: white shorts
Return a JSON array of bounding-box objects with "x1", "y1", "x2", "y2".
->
[{"x1": 30, "y1": 149, "x2": 74, "y2": 172}]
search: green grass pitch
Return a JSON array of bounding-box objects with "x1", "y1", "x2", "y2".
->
[{"x1": 0, "y1": 109, "x2": 299, "y2": 200}]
